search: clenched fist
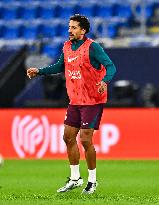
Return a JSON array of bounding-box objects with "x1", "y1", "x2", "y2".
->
[{"x1": 27, "y1": 68, "x2": 39, "y2": 79}]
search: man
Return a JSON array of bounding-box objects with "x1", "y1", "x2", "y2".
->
[{"x1": 27, "y1": 14, "x2": 116, "y2": 194}]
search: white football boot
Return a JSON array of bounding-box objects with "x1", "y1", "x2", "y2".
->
[
  {"x1": 82, "y1": 181, "x2": 98, "y2": 194},
  {"x1": 57, "y1": 177, "x2": 83, "y2": 193}
]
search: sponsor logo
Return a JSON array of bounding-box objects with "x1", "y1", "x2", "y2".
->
[
  {"x1": 100, "y1": 124, "x2": 120, "y2": 153},
  {"x1": 12, "y1": 115, "x2": 120, "y2": 158},
  {"x1": 68, "y1": 70, "x2": 81, "y2": 79},
  {"x1": 68, "y1": 56, "x2": 78, "y2": 62},
  {"x1": 12, "y1": 115, "x2": 66, "y2": 158}
]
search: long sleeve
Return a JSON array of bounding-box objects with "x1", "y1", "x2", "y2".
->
[
  {"x1": 90, "y1": 42, "x2": 116, "y2": 83},
  {"x1": 38, "y1": 53, "x2": 65, "y2": 75}
]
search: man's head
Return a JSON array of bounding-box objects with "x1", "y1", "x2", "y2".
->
[{"x1": 69, "y1": 14, "x2": 90, "y2": 41}]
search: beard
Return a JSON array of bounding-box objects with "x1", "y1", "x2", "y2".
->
[
  {"x1": 69, "y1": 34, "x2": 76, "y2": 42},
  {"x1": 69, "y1": 33, "x2": 85, "y2": 42}
]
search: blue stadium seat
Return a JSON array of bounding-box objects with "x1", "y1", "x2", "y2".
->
[
  {"x1": 98, "y1": 22, "x2": 118, "y2": 38},
  {"x1": 2, "y1": 24, "x2": 20, "y2": 39},
  {"x1": 107, "y1": 23, "x2": 119, "y2": 38},
  {"x1": 1, "y1": 0, "x2": 15, "y2": 2},
  {"x1": 1, "y1": 6, "x2": 19, "y2": 20},
  {"x1": 57, "y1": 4, "x2": 76, "y2": 19},
  {"x1": 16, "y1": 0, "x2": 35, "y2": 2},
  {"x1": 39, "y1": 5, "x2": 57, "y2": 19},
  {"x1": 95, "y1": 4, "x2": 114, "y2": 18},
  {"x1": 95, "y1": 22, "x2": 104, "y2": 36},
  {"x1": 21, "y1": 24, "x2": 39, "y2": 39},
  {"x1": 41, "y1": 42, "x2": 63, "y2": 59},
  {"x1": 76, "y1": 3, "x2": 95, "y2": 17},
  {"x1": 115, "y1": 4, "x2": 132, "y2": 18},
  {"x1": 0, "y1": 25, "x2": 4, "y2": 38},
  {"x1": 58, "y1": 24, "x2": 68, "y2": 38},
  {"x1": 20, "y1": 6, "x2": 38, "y2": 20},
  {"x1": 135, "y1": 4, "x2": 153, "y2": 18},
  {"x1": 41, "y1": 23, "x2": 59, "y2": 38}
]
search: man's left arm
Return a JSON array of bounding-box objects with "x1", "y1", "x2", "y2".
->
[{"x1": 91, "y1": 42, "x2": 116, "y2": 84}]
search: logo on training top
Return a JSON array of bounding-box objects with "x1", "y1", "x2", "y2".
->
[
  {"x1": 12, "y1": 115, "x2": 50, "y2": 158},
  {"x1": 68, "y1": 56, "x2": 78, "y2": 62},
  {"x1": 68, "y1": 70, "x2": 81, "y2": 79}
]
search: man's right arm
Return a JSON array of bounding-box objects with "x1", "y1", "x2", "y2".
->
[
  {"x1": 38, "y1": 53, "x2": 65, "y2": 75},
  {"x1": 27, "y1": 53, "x2": 65, "y2": 79}
]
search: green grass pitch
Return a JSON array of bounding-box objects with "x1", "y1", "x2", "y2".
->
[{"x1": 0, "y1": 160, "x2": 159, "y2": 205}]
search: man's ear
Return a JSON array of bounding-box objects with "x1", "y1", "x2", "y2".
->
[{"x1": 82, "y1": 29, "x2": 86, "y2": 34}]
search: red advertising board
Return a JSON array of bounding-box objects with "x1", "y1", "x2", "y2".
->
[{"x1": 0, "y1": 108, "x2": 159, "y2": 159}]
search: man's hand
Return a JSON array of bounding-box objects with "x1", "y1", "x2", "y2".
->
[
  {"x1": 27, "y1": 68, "x2": 39, "y2": 79},
  {"x1": 96, "y1": 81, "x2": 107, "y2": 94}
]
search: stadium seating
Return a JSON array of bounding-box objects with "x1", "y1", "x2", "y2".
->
[
  {"x1": 1, "y1": 6, "x2": 19, "y2": 20},
  {"x1": 21, "y1": 24, "x2": 39, "y2": 39},
  {"x1": 0, "y1": 24, "x2": 3, "y2": 38},
  {"x1": 57, "y1": 3, "x2": 76, "y2": 19},
  {"x1": 41, "y1": 23, "x2": 59, "y2": 38},
  {"x1": 58, "y1": 23, "x2": 69, "y2": 38},
  {"x1": 0, "y1": 0, "x2": 157, "y2": 43},
  {"x1": 20, "y1": 5, "x2": 38, "y2": 20},
  {"x1": 41, "y1": 40, "x2": 63, "y2": 58},
  {"x1": 1, "y1": 0, "x2": 15, "y2": 2},
  {"x1": 0, "y1": 0, "x2": 158, "y2": 108},
  {"x1": 95, "y1": 4, "x2": 114, "y2": 19},
  {"x1": 2, "y1": 24, "x2": 20, "y2": 39},
  {"x1": 0, "y1": 0, "x2": 157, "y2": 56},
  {"x1": 38, "y1": 5, "x2": 57, "y2": 19},
  {"x1": 76, "y1": 3, "x2": 95, "y2": 17},
  {"x1": 135, "y1": 4, "x2": 153, "y2": 18},
  {"x1": 115, "y1": 4, "x2": 132, "y2": 18},
  {"x1": 107, "y1": 23, "x2": 119, "y2": 38}
]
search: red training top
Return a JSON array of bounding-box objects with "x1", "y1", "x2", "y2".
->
[{"x1": 63, "y1": 38, "x2": 107, "y2": 105}]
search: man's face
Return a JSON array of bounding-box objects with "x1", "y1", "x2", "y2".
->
[{"x1": 68, "y1": 20, "x2": 86, "y2": 41}]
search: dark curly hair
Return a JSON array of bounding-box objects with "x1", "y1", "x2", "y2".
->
[{"x1": 69, "y1": 14, "x2": 90, "y2": 34}]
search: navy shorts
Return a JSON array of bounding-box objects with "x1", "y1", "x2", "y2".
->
[{"x1": 64, "y1": 104, "x2": 104, "y2": 130}]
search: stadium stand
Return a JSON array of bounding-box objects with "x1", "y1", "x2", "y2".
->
[
  {"x1": 0, "y1": 46, "x2": 26, "y2": 107},
  {"x1": 39, "y1": 5, "x2": 57, "y2": 20},
  {"x1": 0, "y1": 0, "x2": 159, "y2": 108},
  {"x1": 1, "y1": 5, "x2": 19, "y2": 20},
  {"x1": 13, "y1": 77, "x2": 45, "y2": 107},
  {"x1": 21, "y1": 23, "x2": 39, "y2": 40},
  {"x1": 0, "y1": 1, "x2": 158, "y2": 43}
]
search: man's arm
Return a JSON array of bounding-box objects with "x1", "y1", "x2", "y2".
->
[
  {"x1": 90, "y1": 42, "x2": 116, "y2": 83},
  {"x1": 27, "y1": 53, "x2": 65, "y2": 79}
]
